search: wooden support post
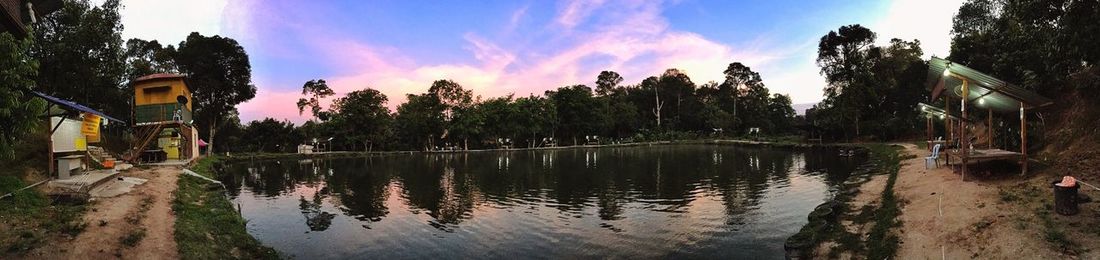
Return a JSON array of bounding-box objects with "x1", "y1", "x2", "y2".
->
[
  {"x1": 1021, "y1": 102, "x2": 1028, "y2": 176},
  {"x1": 945, "y1": 96, "x2": 952, "y2": 144},
  {"x1": 961, "y1": 80, "x2": 968, "y2": 181},
  {"x1": 926, "y1": 117, "x2": 933, "y2": 151},
  {"x1": 988, "y1": 108, "x2": 993, "y2": 149},
  {"x1": 46, "y1": 112, "x2": 54, "y2": 179}
]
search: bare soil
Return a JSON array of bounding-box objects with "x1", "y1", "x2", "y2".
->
[
  {"x1": 887, "y1": 144, "x2": 1098, "y2": 259},
  {"x1": 27, "y1": 167, "x2": 180, "y2": 259}
]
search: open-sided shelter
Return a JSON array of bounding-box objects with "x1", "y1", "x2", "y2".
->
[{"x1": 922, "y1": 57, "x2": 1053, "y2": 178}]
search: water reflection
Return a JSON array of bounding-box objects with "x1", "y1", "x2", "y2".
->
[{"x1": 221, "y1": 145, "x2": 863, "y2": 259}]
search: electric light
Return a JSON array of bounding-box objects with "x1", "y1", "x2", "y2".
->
[{"x1": 943, "y1": 69, "x2": 950, "y2": 76}]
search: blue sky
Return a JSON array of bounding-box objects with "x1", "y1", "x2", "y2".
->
[{"x1": 117, "y1": 0, "x2": 962, "y2": 123}]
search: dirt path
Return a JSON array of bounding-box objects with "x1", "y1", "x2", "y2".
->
[
  {"x1": 890, "y1": 144, "x2": 1059, "y2": 259},
  {"x1": 34, "y1": 167, "x2": 180, "y2": 259}
]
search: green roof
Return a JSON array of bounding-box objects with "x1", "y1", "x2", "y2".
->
[{"x1": 926, "y1": 57, "x2": 1053, "y2": 112}]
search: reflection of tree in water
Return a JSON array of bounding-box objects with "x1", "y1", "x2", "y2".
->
[
  {"x1": 330, "y1": 157, "x2": 393, "y2": 225},
  {"x1": 299, "y1": 189, "x2": 335, "y2": 231},
  {"x1": 399, "y1": 154, "x2": 480, "y2": 229},
  {"x1": 710, "y1": 148, "x2": 786, "y2": 225},
  {"x1": 802, "y1": 147, "x2": 863, "y2": 186}
]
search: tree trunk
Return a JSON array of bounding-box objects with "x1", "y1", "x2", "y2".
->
[
  {"x1": 464, "y1": 138, "x2": 468, "y2": 150},
  {"x1": 206, "y1": 121, "x2": 217, "y2": 156}
]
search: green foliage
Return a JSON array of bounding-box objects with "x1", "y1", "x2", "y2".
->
[
  {"x1": 394, "y1": 93, "x2": 446, "y2": 150},
  {"x1": 240, "y1": 118, "x2": 300, "y2": 153},
  {"x1": 1, "y1": 176, "x2": 87, "y2": 255},
  {"x1": 330, "y1": 88, "x2": 392, "y2": 151},
  {"x1": 124, "y1": 38, "x2": 177, "y2": 80},
  {"x1": 176, "y1": 32, "x2": 257, "y2": 154},
  {"x1": 812, "y1": 24, "x2": 928, "y2": 140},
  {"x1": 546, "y1": 85, "x2": 606, "y2": 144},
  {"x1": 176, "y1": 156, "x2": 278, "y2": 259},
  {"x1": 32, "y1": 0, "x2": 128, "y2": 117},
  {"x1": 951, "y1": 0, "x2": 1100, "y2": 93},
  {"x1": 296, "y1": 79, "x2": 334, "y2": 119},
  {"x1": 0, "y1": 32, "x2": 46, "y2": 160}
]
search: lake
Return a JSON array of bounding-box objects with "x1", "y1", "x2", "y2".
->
[{"x1": 219, "y1": 144, "x2": 863, "y2": 259}]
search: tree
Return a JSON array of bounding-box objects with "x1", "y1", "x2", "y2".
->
[
  {"x1": 33, "y1": 0, "x2": 128, "y2": 117},
  {"x1": 514, "y1": 95, "x2": 556, "y2": 147},
  {"x1": 0, "y1": 32, "x2": 46, "y2": 159},
  {"x1": 123, "y1": 38, "x2": 177, "y2": 81},
  {"x1": 175, "y1": 32, "x2": 257, "y2": 155},
  {"x1": 394, "y1": 93, "x2": 445, "y2": 150},
  {"x1": 817, "y1": 24, "x2": 877, "y2": 137},
  {"x1": 242, "y1": 118, "x2": 298, "y2": 152},
  {"x1": 330, "y1": 88, "x2": 392, "y2": 152},
  {"x1": 546, "y1": 85, "x2": 605, "y2": 145},
  {"x1": 296, "y1": 79, "x2": 335, "y2": 120},
  {"x1": 766, "y1": 94, "x2": 796, "y2": 133},
  {"x1": 595, "y1": 71, "x2": 623, "y2": 97},
  {"x1": 722, "y1": 63, "x2": 771, "y2": 133}
]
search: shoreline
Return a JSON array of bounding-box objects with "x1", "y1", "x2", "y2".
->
[{"x1": 221, "y1": 139, "x2": 851, "y2": 161}]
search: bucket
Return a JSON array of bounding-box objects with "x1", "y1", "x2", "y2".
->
[{"x1": 1052, "y1": 180, "x2": 1079, "y2": 216}]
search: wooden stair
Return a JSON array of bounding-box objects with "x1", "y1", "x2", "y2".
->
[{"x1": 123, "y1": 123, "x2": 165, "y2": 163}]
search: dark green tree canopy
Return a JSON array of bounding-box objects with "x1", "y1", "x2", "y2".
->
[
  {"x1": 297, "y1": 79, "x2": 335, "y2": 120},
  {"x1": 33, "y1": 0, "x2": 127, "y2": 116},
  {"x1": 175, "y1": 32, "x2": 256, "y2": 152}
]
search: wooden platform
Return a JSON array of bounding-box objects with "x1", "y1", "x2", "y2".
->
[{"x1": 945, "y1": 148, "x2": 1023, "y2": 165}]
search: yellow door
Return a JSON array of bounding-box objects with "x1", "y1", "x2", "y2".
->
[{"x1": 158, "y1": 137, "x2": 180, "y2": 159}]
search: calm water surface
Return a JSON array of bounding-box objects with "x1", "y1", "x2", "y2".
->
[{"x1": 220, "y1": 144, "x2": 863, "y2": 259}]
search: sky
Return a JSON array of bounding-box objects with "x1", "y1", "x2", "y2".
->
[{"x1": 117, "y1": 0, "x2": 963, "y2": 124}]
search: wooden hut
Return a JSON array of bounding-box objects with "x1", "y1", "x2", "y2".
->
[
  {"x1": 127, "y1": 73, "x2": 199, "y2": 162},
  {"x1": 920, "y1": 57, "x2": 1053, "y2": 178}
]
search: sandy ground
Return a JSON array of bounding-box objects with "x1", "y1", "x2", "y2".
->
[
  {"x1": 889, "y1": 144, "x2": 1097, "y2": 259},
  {"x1": 30, "y1": 167, "x2": 179, "y2": 259}
]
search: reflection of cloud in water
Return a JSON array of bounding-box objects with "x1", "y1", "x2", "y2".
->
[{"x1": 221, "y1": 145, "x2": 861, "y2": 258}]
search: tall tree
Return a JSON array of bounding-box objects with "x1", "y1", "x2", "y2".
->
[
  {"x1": 546, "y1": 85, "x2": 605, "y2": 145},
  {"x1": 123, "y1": 38, "x2": 177, "y2": 81},
  {"x1": 33, "y1": 0, "x2": 128, "y2": 117},
  {"x1": 175, "y1": 32, "x2": 256, "y2": 154},
  {"x1": 394, "y1": 93, "x2": 445, "y2": 150},
  {"x1": 816, "y1": 24, "x2": 877, "y2": 137},
  {"x1": 296, "y1": 79, "x2": 335, "y2": 120},
  {"x1": 330, "y1": 88, "x2": 392, "y2": 152},
  {"x1": 595, "y1": 71, "x2": 623, "y2": 97}
]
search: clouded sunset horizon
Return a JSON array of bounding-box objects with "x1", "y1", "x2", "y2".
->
[{"x1": 118, "y1": 0, "x2": 962, "y2": 124}]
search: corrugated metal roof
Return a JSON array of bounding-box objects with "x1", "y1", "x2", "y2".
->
[
  {"x1": 32, "y1": 91, "x2": 126, "y2": 124},
  {"x1": 917, "y1": 102, "x2": 968, "y2": 121},
  {"x1": 926, "y1": 57, "x2": 1053, "y2": 112}
]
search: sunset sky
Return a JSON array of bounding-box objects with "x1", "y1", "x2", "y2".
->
[{"x1": 117, "y1": 0, "x2": 962, "y2": 123}]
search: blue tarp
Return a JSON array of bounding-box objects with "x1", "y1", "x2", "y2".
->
[{"x1": 32, "y1": 91, "x2": 126, "y2": 124}]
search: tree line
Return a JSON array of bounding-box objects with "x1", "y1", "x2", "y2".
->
[{"x1": 221, "y1": 63, "x2": 798, "y2": 152}]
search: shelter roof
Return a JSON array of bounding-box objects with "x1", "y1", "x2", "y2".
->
[
  {"x1": 32, "y1": 91, "x2": 125, "y2": 124},
  {"x1": 926, "y1": 57, "x2": 1053, "y2": 112}
]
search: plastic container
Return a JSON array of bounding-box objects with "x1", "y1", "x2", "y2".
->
[{"x1": 1052, "y1": 180, "x2": 1079, "y2": 216}]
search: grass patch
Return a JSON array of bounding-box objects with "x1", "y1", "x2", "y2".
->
[
  {"x1": 1, "y1": 176, "x2": 87, "y2": 255},
  {"x1": 863, "y1": 144, "x2": 904, "y2": 260},
  {"x1": 175, "y1": 156, "x2": 279, "y2": 260},
  {"x1": 791, "y1": 144, "x2": 905, "y2": 258},
  {"x1": 120, "y1": 228, "x2": 147, "y2": 247}
]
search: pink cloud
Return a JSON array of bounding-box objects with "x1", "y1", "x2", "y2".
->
[{"x1": 235, "y1": 0, "x2": 796, "y2": 124}]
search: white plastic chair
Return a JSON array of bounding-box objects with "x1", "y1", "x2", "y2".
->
[{"x1": 925, "y1": 144, "x2": 942, "y2": 169}]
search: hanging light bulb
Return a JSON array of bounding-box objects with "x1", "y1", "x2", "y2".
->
[
  {"x1": 978, "y1": 97, "x2": 985, "y2": 105},
  {"x1": 943, "y1": 68, "x2": 950, "y2": 76}
]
